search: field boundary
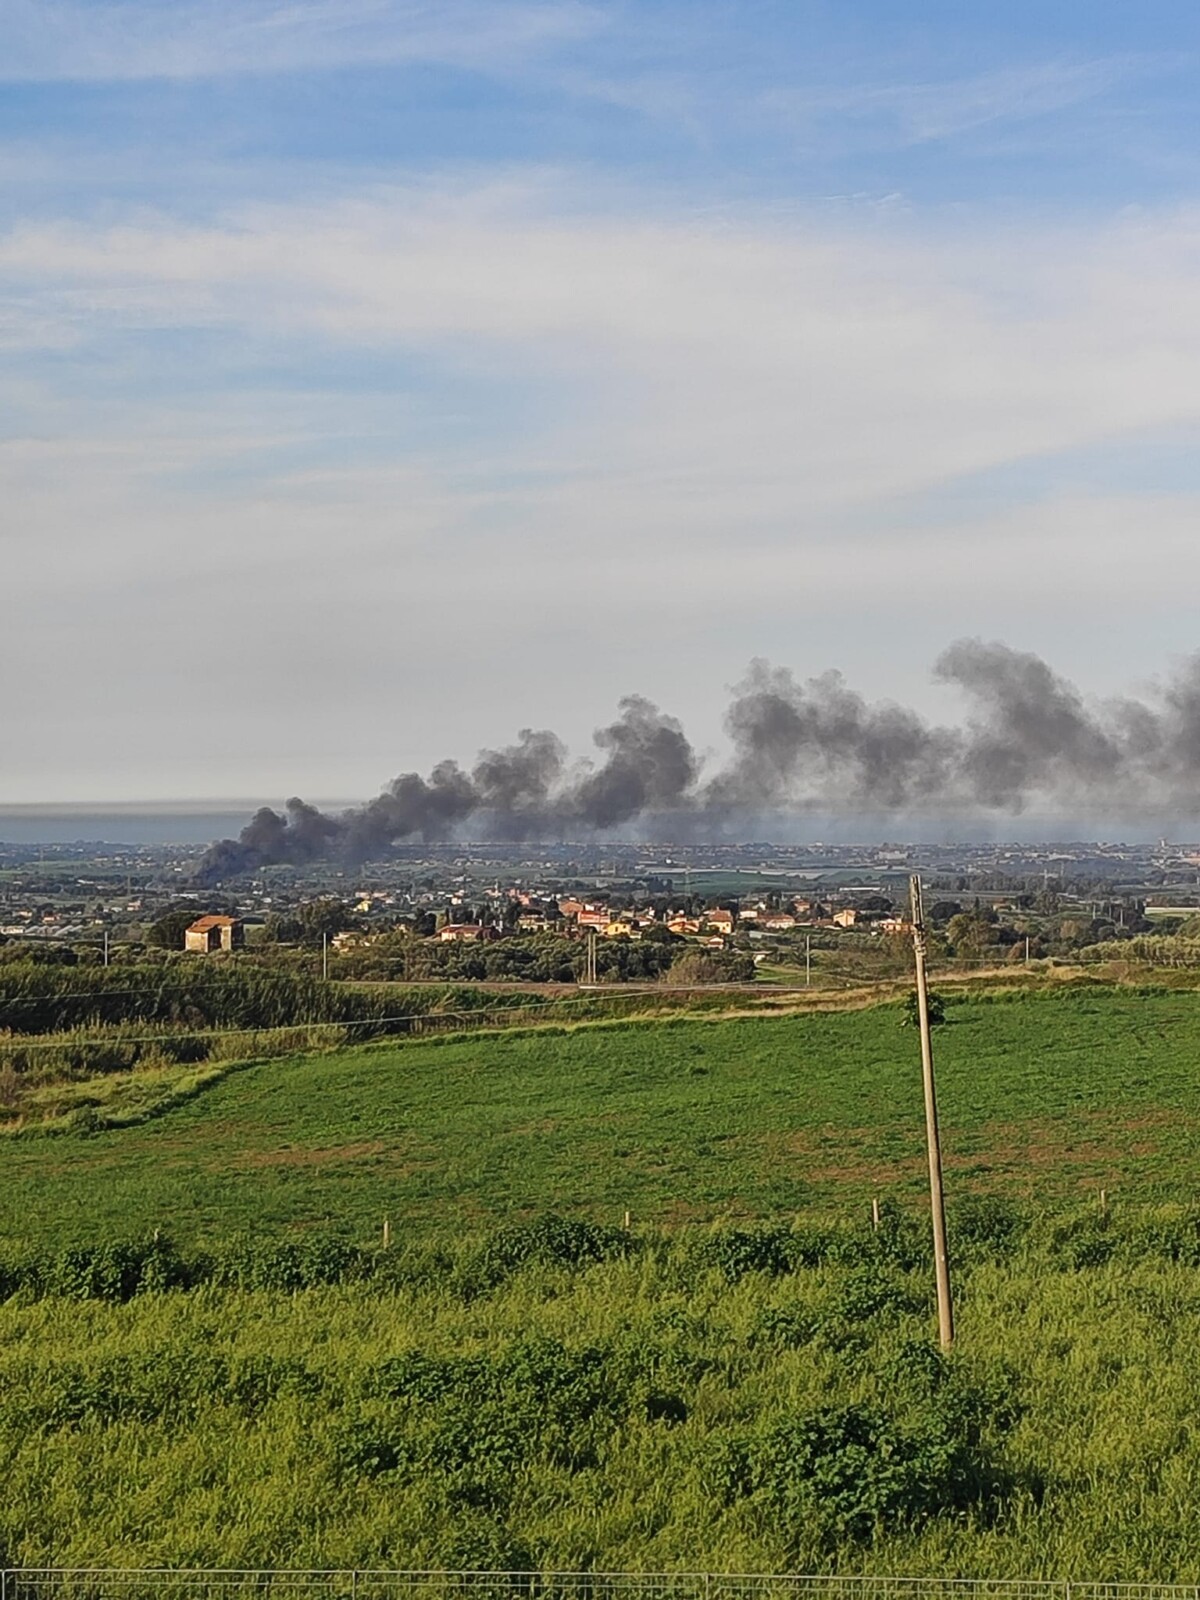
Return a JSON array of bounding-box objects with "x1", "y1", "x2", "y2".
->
[{"x1": 5, "y1": 1572, "x2": 1200, "y2": 1600}]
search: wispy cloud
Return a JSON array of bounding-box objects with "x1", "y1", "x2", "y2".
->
[
  {"x1": 7, "y1": 175, "x2": 1200, "y2": 780},
  {"x1": 766, "y1": 56, "x2": 1143, "y2": 147},
  {"x1": 6, "y1": 182, "x2": 1200, "y2": 508},
  {"x1": 0, "y1": 0, "x2": 603, "y2": 82},
  {"x1": 5, "y1": 2, "x2": 1200, "y2": 800}
]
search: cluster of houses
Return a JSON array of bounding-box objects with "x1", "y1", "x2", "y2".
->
[
  {"x1": 180, "y1": 896, "x2": 913, "y2": 953},
  {"x1": 436, "y1": 895, "x2": 912, "y2": 945}
]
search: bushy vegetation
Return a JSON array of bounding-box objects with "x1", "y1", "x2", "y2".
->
[
  {"x1": 0, "y1": 960, "x2": 792, "y2": 1130},
  {"x1": 1080, "y1": 935, "x2": 1200, "y2": 967},
  {"x1": 5, "y1": 1207, "x2": 1200, "y2": 1575},
  {"x1": 0, "y1": 962, "x2": 397, "y2": 1036},
  {"x1": 337, "y1": 931, "x2": 684, "y2": 984}
]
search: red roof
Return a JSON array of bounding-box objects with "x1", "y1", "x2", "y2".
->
[{"x1": 187, "y1": 915, "x2": 239, "y2": 930}]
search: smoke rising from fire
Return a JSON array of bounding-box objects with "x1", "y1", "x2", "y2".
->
[{"x1": 195, "y1": 640, "x2": 1200, "y2": 880}]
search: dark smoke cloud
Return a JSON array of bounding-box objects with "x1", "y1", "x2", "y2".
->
[
  {"x1": 571, "y1": 696, "x2": 696, "y2": 828},
  {"x1": 933, "y1": 641, "x2": 1121, "y2": 806},
  {"x1": 471, "y1": 728, "x2": 567, "y2": 839},
  {"x1": 195, "y1": 640, "x2": 1200, "y2": 880},
  {"x1": 195, "y1": 698, "x2": 694, "y2": 881},
  {"x1": 708, "y1": 664, "x2": 958, "y2": 813}
]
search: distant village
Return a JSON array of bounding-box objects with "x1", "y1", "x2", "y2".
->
[
  {"x1": 332, "y1": 892, "x2": 908, "y2": 952},
  {"x1": 148, "y1": 890, "x2": 909, "y2": 960},
  {"x1": 2, "y1": 837, "x2": 1199, "y2": 969}
]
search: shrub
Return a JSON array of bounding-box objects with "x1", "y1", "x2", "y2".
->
[
  {"x1": 27, "y1": 1349, "x2": 229, "y2": 1431},
  {"x1": 365, "y1": 1350, "x2": 491, "y2": 1405},
  {"x1": 751, "y1": 1306, "x2": 816, "y2": 1349},
  {"x1": 697, "y1": 1225, "x2": 796, "y2": 1282},
  {"x1": 1133, "y1": 1209, "x2": 1200, "y2": 1266},
  {"x1": 439, "y1": 1520, "x2": 536, "y2": 1578},
  {"x1": 225, "y1": 1353, "x2": 321, "y2": 1413},
  {"x1": 1049, "y1": 1213, "x2": 1115, "y2": 1269},
  {"x1": 643, "y1": 1389, "x2": 688, "y2": 1423},
  {"x1": 864, "y1": 1202, "x2": 928, "y2": 1272},
  {"x1": 463, "y1": 1214, "x2": 631, "y2": 1291},
  {"x1": 351, "y1": 1335, "x2": 653, "y2": 1487},
  {"x1": 901, "y1": 989, "x2": 947, "y2": 1028},
  {"x1": 879, "y1": 1336, "x2": 950, "y2": 1399},
  {"x1": 824, "y1": 1266, "x2": 924, "y2": 1328},
  {"x1": 207, "y1": 1235, "x2": 369, "y2": 1291},
  {"x1": 949, "y1": 1195, "x2": 1028, "y2": 1261},
  {"x1": 789, "y1": 1222, "x2": 849, "y2": 1267},
  {"x1": 334, "y1": 1417, "x2": 402, "y2": 1478},
  {"x1": 372, "y1": 1241, "x2": 459, "y2": 1292},
  {"x1": 740, "y1": 1395, "x2": 1011, "y2": 1550},
  {"x1": 42, "y1": 1235, "x2": 192, "y2": 1302}
]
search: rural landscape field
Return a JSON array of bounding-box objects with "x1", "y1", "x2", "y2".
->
[
  {"x1": 13, "y1": 0, "x2": 1200, "y2": 1585},
  {"x1": 5, "y1": 981, "x2": 1200, "y2": 1245},
  {"x1": 5, "y1": 974, "x2": 1200, "y2": 1577}
]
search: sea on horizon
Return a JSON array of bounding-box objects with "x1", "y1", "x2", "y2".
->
[{"x1": 0, "y1": 802, "x2": 356, "y2": 848}]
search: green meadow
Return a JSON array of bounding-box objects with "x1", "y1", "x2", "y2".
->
[
  {"x1": 4, "y1": 983, "x2": 1199, "y2": 1251},
  {"x1": 6, "y1": 982, "x2": 1200, "y2": 1578}
]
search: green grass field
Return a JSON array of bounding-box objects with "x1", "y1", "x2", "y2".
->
[
  {"x1": 8, "y1": 982, "x2": 1200, "y2": 1577},
  {"x1": 8, "y1": 1217, "x2": 1200, "y2": 1576},
  {"x1": 6, "y1": 984, "x2": 1199, "y2": 1251}
]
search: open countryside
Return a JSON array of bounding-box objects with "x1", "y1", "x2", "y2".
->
[
  {"x1": 6, "y1": 975, "x2": 1200, "y2": 1576},
  {"x1": 4, "y1": 982, "x2": 1200, "y2": 1248},
  {"x1": 14, "y1": 0, "x2": 1200, "y2": 1584}
]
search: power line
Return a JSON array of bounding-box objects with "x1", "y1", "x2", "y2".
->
[
  {"x1": 2, "y1": 987, "x2": 251, "y2": 1007},
  {"x1": 0, "y1": 979, "x2": 336, "y2": 1007},
  {"x1": 0, "y1": 989, "x2": 672, "y2": 1054}
]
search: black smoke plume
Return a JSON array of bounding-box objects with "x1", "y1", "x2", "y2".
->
[{"x1": 195, "y1": 640, "x2": 1200, "y2": 880}]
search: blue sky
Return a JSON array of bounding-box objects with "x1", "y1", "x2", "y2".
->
[{"x1": 4, "y1": 0, "x2": 1200, "y2": 802}]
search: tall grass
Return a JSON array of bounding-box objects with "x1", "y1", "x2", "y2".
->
[{"x1": 2, "y1": 1209, "x2": 1200, "y2": 1577}]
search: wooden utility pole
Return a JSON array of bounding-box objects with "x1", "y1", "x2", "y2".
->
[{"x1": 910, "y1": 873, "x2": 955, "y2": 1350}]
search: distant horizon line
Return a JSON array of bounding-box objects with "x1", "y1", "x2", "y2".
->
[
  {"x1": 2, "y1": 805, "x2": 1199, "y2": 854},
  {"x1": 0, "y1": 800, "x2": 362, "y2": 816}
]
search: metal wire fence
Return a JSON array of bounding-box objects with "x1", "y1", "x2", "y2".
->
[{"x1": 5, "y1": 1575, "x2": 1200, "y2": 1600}]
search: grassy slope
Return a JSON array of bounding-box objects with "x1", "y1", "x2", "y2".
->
[
  {"x1": 6, "y1": 1245, "x2": 1200, "y2": 1576},
  {"x1": 6, "y1": 986, "x2": 1199, "y2": 1250}
]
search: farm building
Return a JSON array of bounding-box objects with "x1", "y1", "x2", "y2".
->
[{"x1": 184, "y1": 915, "x2": 243, "y2": 953}]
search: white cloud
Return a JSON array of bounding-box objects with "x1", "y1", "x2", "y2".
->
[
  {"x1": 5, "y1": 398, "x2": 1198, "y2": 800},
  {"x1": 7, "y1": 183, "x2": 1200, "y2": 513},
  {"x1": 7, "y1": 178, "x2": 1200, "y2": 796}
]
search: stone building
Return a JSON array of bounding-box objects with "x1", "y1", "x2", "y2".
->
[{"x1": 184, "y1": 914, "x2": 244, "y2": 953}]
